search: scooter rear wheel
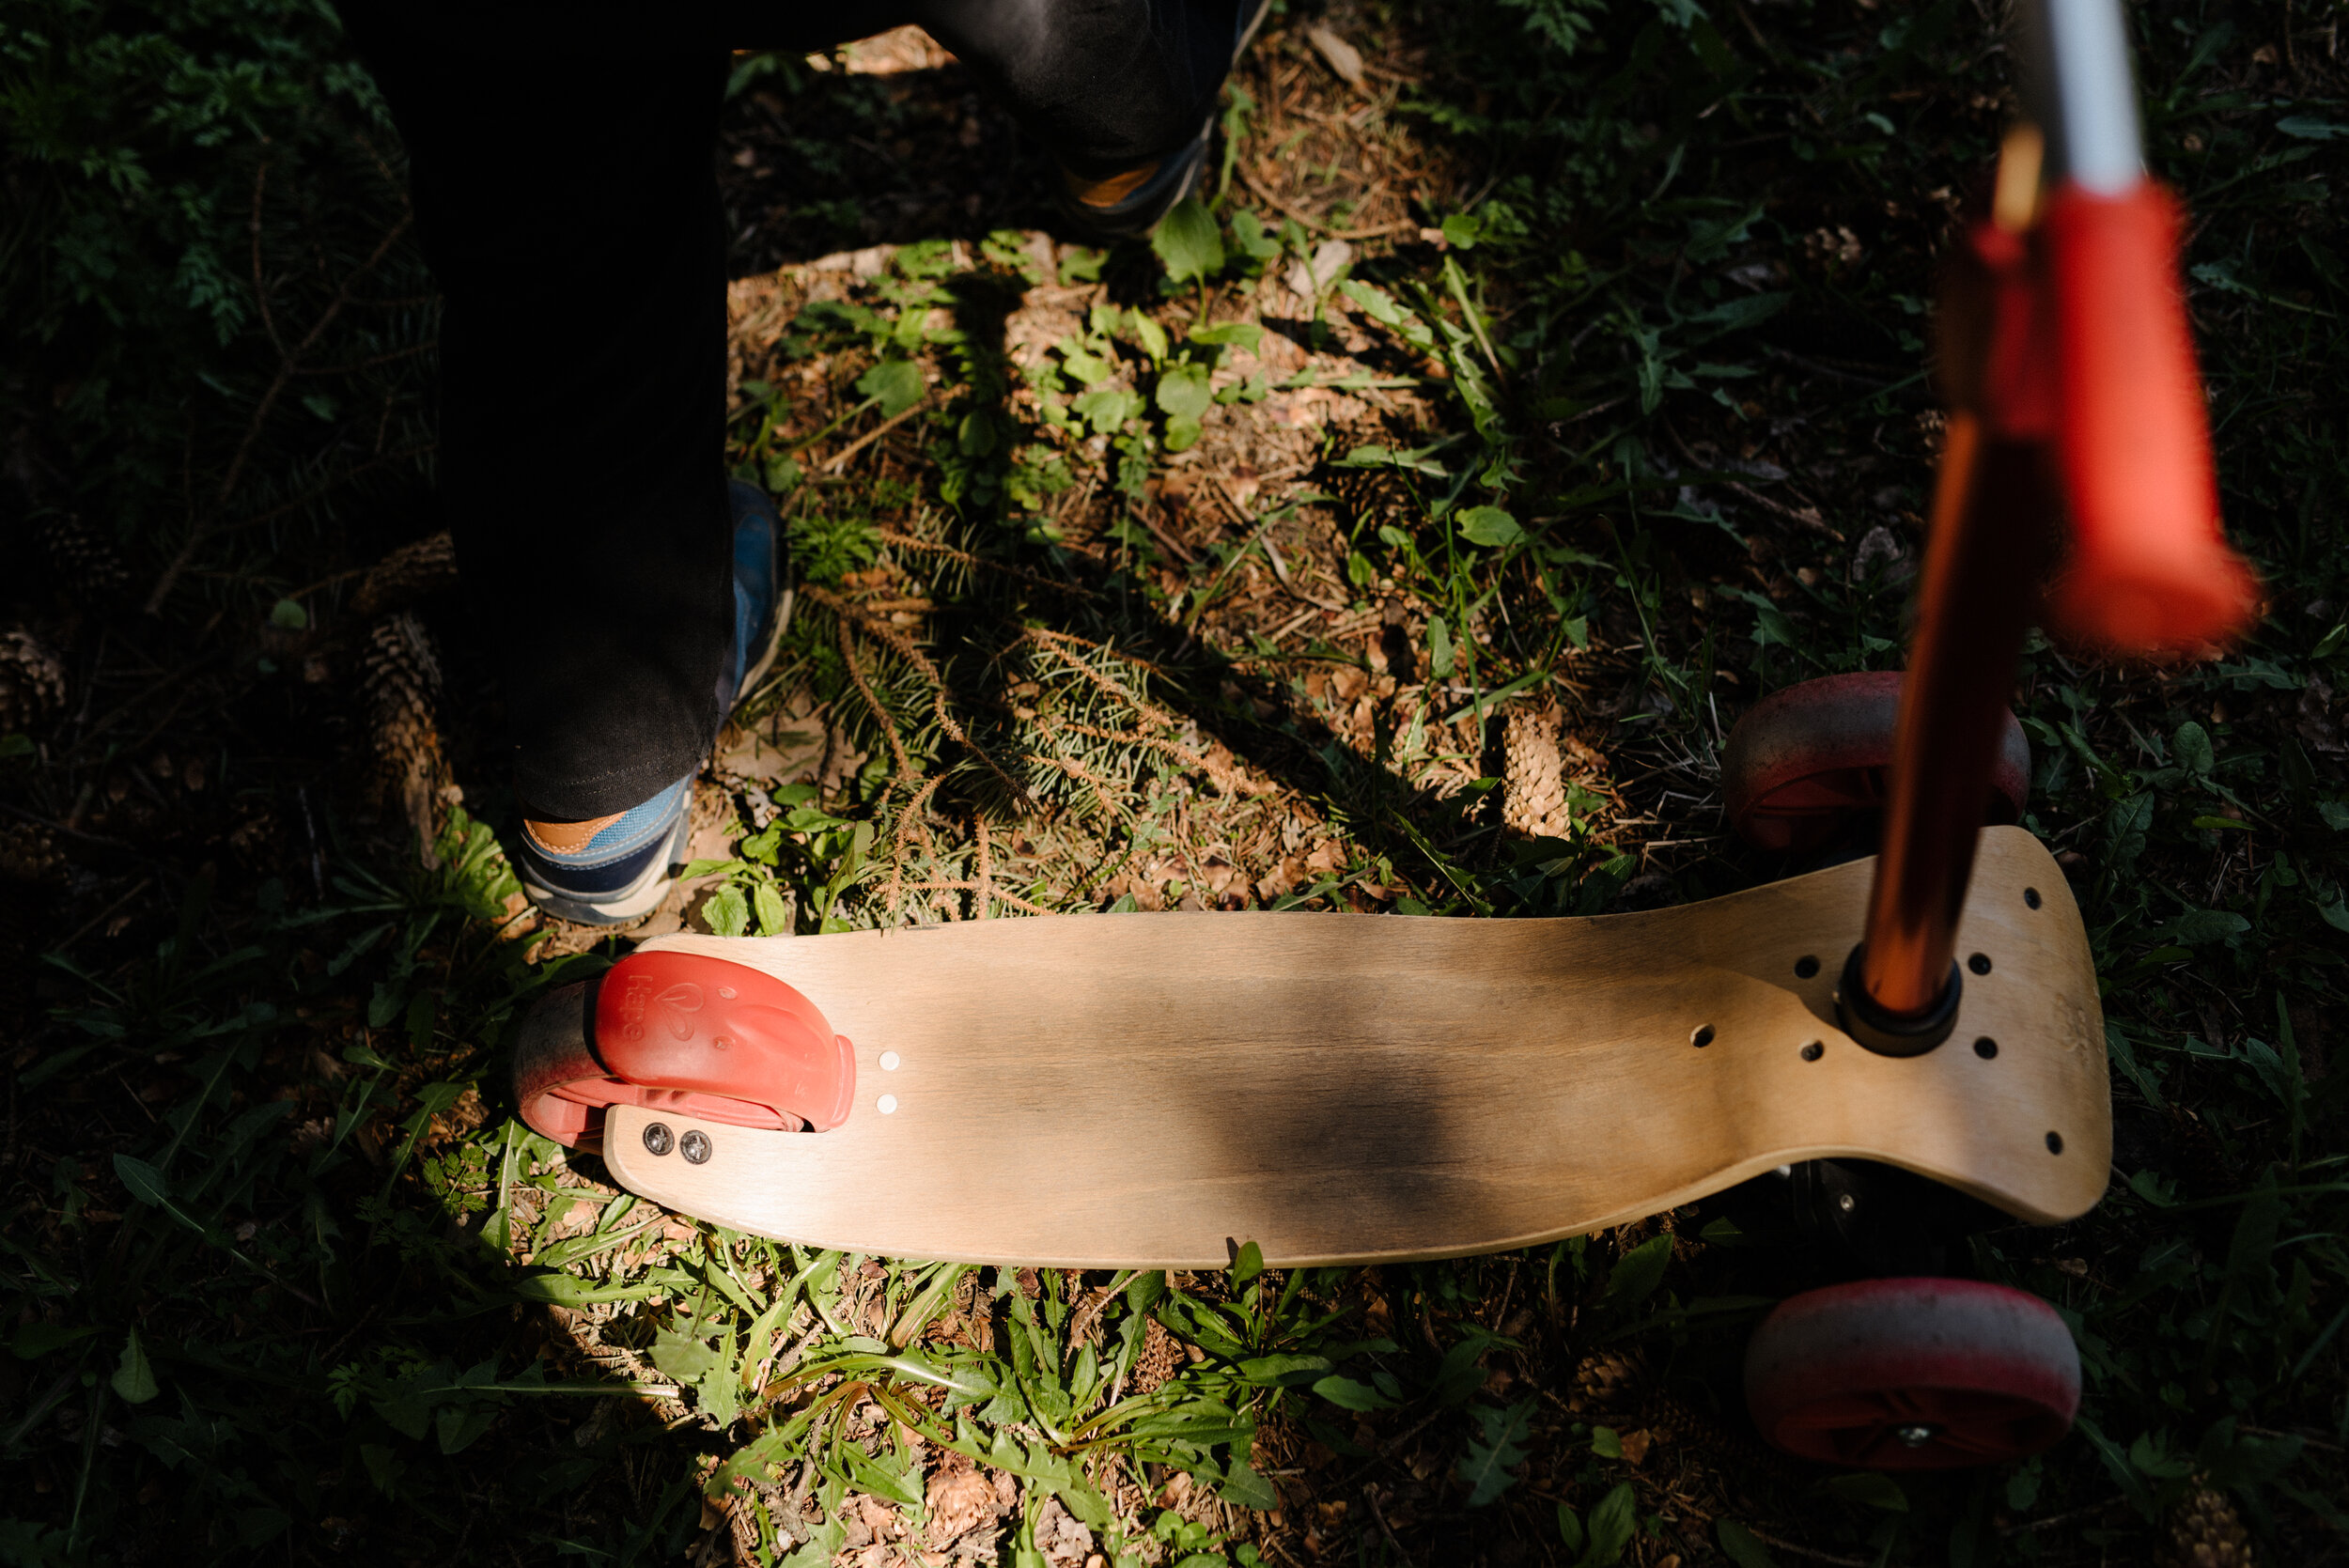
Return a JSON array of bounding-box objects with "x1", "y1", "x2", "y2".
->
[
  {"x1": 513, "y1": 980, "x2": 611, "y2": 1150},
  {"x1": 1720, "y1": 671, "x2": 2030, "y2": 853},
  {"x1": 1744, "y1": 1278, "x2": 2080, "y2": 1469}
]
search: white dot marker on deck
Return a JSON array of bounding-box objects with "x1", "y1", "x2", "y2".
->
[
  {"x1": 879, "y1": 1051, "x2": 901, "y2": 1071},
  {"x1": 877, "y1": 1094, "x2": 898, "y2": 1114}
]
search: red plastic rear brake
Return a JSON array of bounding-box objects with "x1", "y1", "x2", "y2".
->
[{"x1": 514, "y1": 951, "x2": 855, "y2": 1151}]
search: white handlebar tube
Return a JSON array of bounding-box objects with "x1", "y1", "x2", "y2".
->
[{"x1": 2015, "y1": 0, "x2": 2145, "y2": 194}]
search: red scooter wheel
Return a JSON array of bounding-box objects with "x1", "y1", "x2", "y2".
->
[
  {"x1": 513, "y1": 980, "x2": 614, "y2": 1150},
  {"x1": 1744, "y1": 1278, "x2": 2080, "y2": 1469},
  {"x1": 1721, "y1": 672, "x2": 2030, "y2": 852}
]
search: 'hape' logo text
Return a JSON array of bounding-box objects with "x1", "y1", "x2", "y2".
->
[{"x1": 615, "y1": 976, "x2": 705, "y2": 1043}]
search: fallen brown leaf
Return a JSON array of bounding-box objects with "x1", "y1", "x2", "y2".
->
[
  {"x1": 1307, "y1": 24, "x2": 1366, "y2": 90},
  {"x1": 854, "y1": 1491, "x2": 897, "y2": 1540},
  {"x1": 1034, "y1": 1497, "x2": 1096, "y2": 1567},
  {"x1": 926, "y1": 1451, "x2": 996, "y2": 1545}
]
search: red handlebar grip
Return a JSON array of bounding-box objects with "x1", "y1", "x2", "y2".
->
[{"x1": 2038, "y1": 181, "x2": 2258, "y2": 655}]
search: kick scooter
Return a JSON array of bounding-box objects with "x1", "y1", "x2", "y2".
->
[{"x1": 511, "y1": 0, "x2": 2257, "y2": 1469}]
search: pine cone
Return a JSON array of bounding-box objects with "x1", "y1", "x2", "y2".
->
[
  {"x1": 0, "y1": 628, "x2": 67, "y2": 734},
  {"x1": 1567, "y1": 1327, "x2": 1814, "y2": 1484},
  {"x1": 1644, "y1": 1380, "x2": 1806, "y2": 1483},
  {"x1": 1641, "y1": 1386, "x2": 1706, "y2": 1446},
  {"x1": 1130, "y1": 1317, "x2": 1182, "y2": 1395},
  {"x1": 0, "y1": 823, "x2": 66, "y2": 890},
  {"x1": 37, "y1": 515, "x2": 129, "y2": 598},
  {"x1": 226, "y1": 802, "x2": 284, "y2": 873},
  {"x1": 360, "y1": 613, "x2": 448, "y2": 865},
  {"x1": 1568, "y1": 1347, "x2": 1648, "y2": 1416},
  {"x1": 352, "y1": 532, "x2": 459, "y2": 618},
  {"x1": 1501, "y1": 706, "x2": 1572, "y2": 839},
  {"x1": 2162, "y1": 1480, "x2": 2253, "y2": 1568}
]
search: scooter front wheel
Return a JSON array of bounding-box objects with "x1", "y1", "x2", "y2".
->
[{"x1": 1744, "y1": 1277, "x2": 2080, "y2": 1469}]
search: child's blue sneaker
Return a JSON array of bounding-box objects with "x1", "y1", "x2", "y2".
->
[{"x1": 516, "y1": 479, "x2": 785, "y2": 924}]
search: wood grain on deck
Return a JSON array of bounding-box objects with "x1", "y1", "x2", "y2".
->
[{"x1": 601, "y1": 829, "x2": 2108, "y2": 1267}]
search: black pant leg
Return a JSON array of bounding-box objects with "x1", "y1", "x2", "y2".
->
[
  {"x1": 343, "y1": 15, "x2": 736, "y2": 820},
  {"x1": 336, "y1": 0, "x2": 1239, "y2": 821},
  {"x1": 910, "y1": 0, "x2": 1245, "y2": 178}
]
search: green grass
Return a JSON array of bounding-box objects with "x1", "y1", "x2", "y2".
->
[{"x1": 5, "y1": 0, "x2": 2348, "y2": 1563}]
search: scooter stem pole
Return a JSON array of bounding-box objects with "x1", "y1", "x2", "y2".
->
[
  {"x1": 1851, "y1": 0, "x2": 2248, "y2": 1033},
  {"x1": 1857, "y1": 412, "x2": 2043, "y2": 1019},
  {"x1": 1847, "y1": 0, "x2": 2118, "y2": 1035}
]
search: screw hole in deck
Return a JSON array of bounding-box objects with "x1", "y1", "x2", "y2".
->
[
  {"x1": 2024, "y1": 886, "x2": 2043, "y2": 909},
  {"x1": 2046, "y1": 1130, "x2": 2064, "y2": 1155},
  {"x1": 1968, "y1": 953, "x2": 1993, "y2": 975},
  {"x1": 1794, "y1": 955, "x2": 1821, "y2": 979},
  {"x1": 1801, "y1": 1041, "x2": 1825, "y2": 1062},
  {"x1": 1691, "y1": 1025, "x2": 1716, "y2": 1048},
  {"x1": 1974, "y1": 1036, "x2": 1999, "y2": 1059}
]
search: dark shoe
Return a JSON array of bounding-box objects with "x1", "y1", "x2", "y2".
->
[
  {"x1": 724, "y1": 476, "x2": 786, "y2": 702},
  {"x1": 1052, "y1": 0, "x2": 1275, "y2": 242},
  {"x1": 515, "y1": 480, "x2": 786, "y2": 924}
]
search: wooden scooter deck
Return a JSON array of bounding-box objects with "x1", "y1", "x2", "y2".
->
[{"x1": 587, "y1": 828, "x2": 2107, "y2": 1268}]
